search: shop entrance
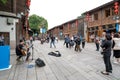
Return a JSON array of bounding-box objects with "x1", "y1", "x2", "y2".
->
[{"x1": 0, "y1": 32, "x2": 10, "y2": 46}]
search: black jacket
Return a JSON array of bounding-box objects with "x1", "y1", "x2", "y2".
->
[
  {"x1": 75, "y1": 38, "x2": 81, "y2": 45},
  {"x1": 101, "y1": 40, "x2": 112, "y2": 56},
  {"x1": 16, "y1": 44, "x2": 23, "y2": 56}
]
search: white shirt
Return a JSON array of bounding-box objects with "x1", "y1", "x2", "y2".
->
[{"x1": 113, "y1": 38, "x2": 120, "y2": 50}]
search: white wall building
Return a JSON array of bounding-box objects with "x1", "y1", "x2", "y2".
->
[{"x1": 0, "y1": 11, "x2": 18, "y2": 49}]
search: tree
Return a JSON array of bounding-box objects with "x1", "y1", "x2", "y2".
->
[
  {"x1": 29, "y1": 14, "x2": 48, "y2": 34},
  {"x1": 0, "y1": 0, "x2": 8, "y2": 4},
  {"x1": 77, "y1": 13, "x2": 85, "y2": 19}
]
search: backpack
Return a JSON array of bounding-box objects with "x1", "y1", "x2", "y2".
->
[
  {"x1": 70, "y1": 41, "x2": 74, "y2": 46},
  {"x1": 35, "y1": 58, "x2": 45, "y2": 67},
  {"x1": 48, "y1": 51, "x2": 61, "y2": 57}
]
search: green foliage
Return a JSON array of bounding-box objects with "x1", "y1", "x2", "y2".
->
[
  {"x1": 0, "y1": 0, "x2": 8, "y2": 4},
  {"x1": 77, "y1": 14, "x2": 85, "y2": 19},
  {"x1": 29, "y1": 14, "x2": 48, "y2": 33}
]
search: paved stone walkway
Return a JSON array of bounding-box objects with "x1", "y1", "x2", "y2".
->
[{"x1": 0, "y1": 40, "x2": 120, "y2": 80}]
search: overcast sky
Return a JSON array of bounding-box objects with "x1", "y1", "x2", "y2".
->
[{"x1": 30, "y1": 0, "x2": 112, "y2": 29}]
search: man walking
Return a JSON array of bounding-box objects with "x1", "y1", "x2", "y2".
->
[{"x1": 50, "y1": 35, "x2": 56, "y2": 48}]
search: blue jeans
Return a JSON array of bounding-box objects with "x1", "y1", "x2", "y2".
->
[{"x1": 50, "y1": 41, "x2": 56, "y2": 48}]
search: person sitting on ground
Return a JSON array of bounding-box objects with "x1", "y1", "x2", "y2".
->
[{"x1": 16, "y1": 39, "x2": 31, "y2": 61}]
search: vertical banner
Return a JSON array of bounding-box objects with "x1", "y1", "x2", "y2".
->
[
  {"x1": 116, "y1": 23, "x2": 119, "y2": 32},
  {"x1": 42, "y1": 27, "x2": 46, "y2": 34},
  {"x1": 119, "y1": 24, "x2": 120, "y2": 32}
]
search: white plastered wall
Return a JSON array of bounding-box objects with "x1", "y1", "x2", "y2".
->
[{"x1": 0, "y1": 16, "x2": 18, "y2": 49}]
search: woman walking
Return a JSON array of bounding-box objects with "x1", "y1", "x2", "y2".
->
[{"x1": 112, "y1": 33, "x2": 120, "y2": 64}]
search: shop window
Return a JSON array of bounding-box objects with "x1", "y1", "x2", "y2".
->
[
  {"x1": 105, "y1": 9, "x2": 110, "y2": 17},
  {"x1": 96, "y1": 26, "x2": 98, "y2": 30},
  {"x1": 88, "y1": 28, "x2": 90, "y2": 31},
  {"x1": 108, "y1": 24, "x2": 115, "y2": 29},
  {"x1": 94, "y1": 13, "x2": 98, "y2": 20},
  {"x1": 91, "y1": 27, "x2": 95, "y2": 31},
  {"x1": 102, "y1": 25, "x2": 106, "y2": 30},
  {"x1": 59, "y1": 26, "x2": 63, "y2": 29},
  {"x1": 71, "y1": 23, "x2": 75, "y2": 27}
]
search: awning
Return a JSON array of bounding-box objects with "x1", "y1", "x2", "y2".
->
[{"x1": 0, "y1": 11, "x2": 19, "y2": 18}]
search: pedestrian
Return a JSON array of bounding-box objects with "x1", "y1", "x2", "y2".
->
[
  {"x1": 50, "y1": 35, "x2": 56, "y2": 48},
  {"x1": 75, "y1": 37, "x2": 82, "y2": 52},
  {"x1": 63, "y1": 35, "x2": 67, "y2": 45},
  {"x1": 46, "y1": 36, "x2": 49, "y2": 43},
  {"x1": 90, "y1": 34, "x2": 95, "y2": 42},
  {"x1": 64, "y1": 35, "x2": 70, "y2": 48},
  {"x1": 112, "y1": 33, "x2": 120, "y2": 64},
  {"x1": 69, "y1": 40, "x2": 74, "y2": 48},
  {"x1": 100, "y1": 32, "x2": 106, "y2": 54},
  {"x1": 30, "y1": 36, "x2": 33, "y2": 44},
  {"x1": 82, "y1": 37, "x2": 85, "y2": 48},
  {"x1": 0, "y1": 34, "x2": 5, "y2": 46},
  {"x1": 111, "y1": 32, "x2": 114, "y2": 39},
  {"x1": 94, "y1": 35, "x2": 100, "y2": 51},
  {"x1": 55, "y1": 36, "x2": 58, "y2": 43},
  {"x1": 101, "y1": 34, "x2": 112, "y2": 75}
]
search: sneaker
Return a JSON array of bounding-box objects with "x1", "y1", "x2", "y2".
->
[
  {"x1": 101, "y1": 71, "x2": 109, "y2": 75},
  {"x1": 113, "y1": 61, "x2": 119, "y2": 64}
]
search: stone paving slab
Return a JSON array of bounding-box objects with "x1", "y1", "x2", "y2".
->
[{"x1": 0, "y1": 40, "x2": 120, "y2": 80}]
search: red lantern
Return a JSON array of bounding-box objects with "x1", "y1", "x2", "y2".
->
[
  {"x1": 114, "y1": 2, "x2": 119, "y2": 14},
  {"x1": 26, "y1": 0, "x2": 31, "y2": 7}
]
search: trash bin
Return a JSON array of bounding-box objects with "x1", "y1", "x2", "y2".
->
[{"x1": 0, "y1": 46, "x2": 11, "y2": 71}]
